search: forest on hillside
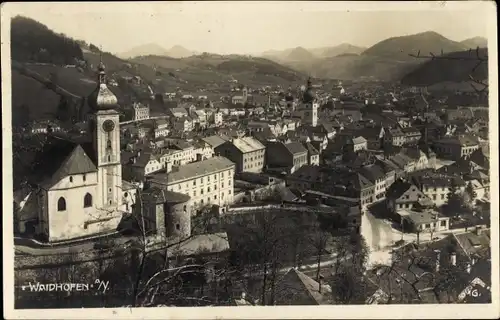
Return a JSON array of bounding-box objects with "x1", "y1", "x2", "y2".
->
[{"x1": 11, "y1": 16, "x2": 85, "y2": 65}]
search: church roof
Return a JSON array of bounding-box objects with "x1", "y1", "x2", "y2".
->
[{"x1": 31, "y1": 137, "x2": 97, "y2": 188}]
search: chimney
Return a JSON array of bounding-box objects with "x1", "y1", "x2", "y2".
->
[
  {"x1": 434, "y1": 249, "x2": 441, "y2": 272},
  {"x1": 450, "y1": 252, "x2": 457, "y2": 266}
]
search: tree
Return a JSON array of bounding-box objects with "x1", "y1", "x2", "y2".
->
[
  {"x1": 444, "y1": 179, "x2": 463, "y2": 218},
  {"x1": 465, "y1": 181, "x2": 477, "y2": 207},
  {"x1": 330, "y1": 268, "x2": 369, "y2": 304},
  {"x1": 114, "y1": 188, "x2": 233, "y2": 307}
]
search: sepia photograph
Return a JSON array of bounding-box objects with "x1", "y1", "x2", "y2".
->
[{"x1": 2, "y1": 1, "x2": 498, "y2": 319}]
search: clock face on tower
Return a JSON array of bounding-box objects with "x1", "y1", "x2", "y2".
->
[{"x1": 102, "y1": 119, "x2": 115, "y2": 132}]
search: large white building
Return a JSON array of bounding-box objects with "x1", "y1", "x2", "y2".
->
[
  {"x1": 15, "y1": 61, "x2": 132, "y2": 242},
  {"x1": 149, "y1": 157, "x2": 235, "y2": 212}
]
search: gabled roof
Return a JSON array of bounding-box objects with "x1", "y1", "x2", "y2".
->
[
  {"x1": 231, "y1": 137, "x2": 266, "y2": 153},
  {"x1": 303, "y1": 142, "x2": 319, "y2": 156},
  {"x1": 202, "y1": 135, "x2": 229, "y2": 148},
  {"x1": 150, "y1": 156, "x2": 235, "y2": 184},
  {"x1": 285, "y1": 142, "x2": 308, "y2": 156},
  {"x1": 360, "y1": 164, "x2": 386, "y2": 182},
  {"x1": 386, "y1": 179, "x2": 415, "y2": 199},
  {"x1": 31, "y1": 137, "x2": 97, "y2": 188}
]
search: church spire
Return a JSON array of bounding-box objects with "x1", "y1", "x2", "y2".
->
[
  {"x1": 87, "y1": 52, "x2": 118, "y2": 111},
  {"x1": 98, "y1": 50, "x2": 106, "y2": 85}
]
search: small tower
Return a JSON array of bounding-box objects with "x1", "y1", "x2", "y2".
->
[{"x1": 301, "y1": 78, "x2": 318, "y2": 127}]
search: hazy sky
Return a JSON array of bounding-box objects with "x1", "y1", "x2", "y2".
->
[{"x1": 6, "y1": 1, "x2": 493, "y2": 55}]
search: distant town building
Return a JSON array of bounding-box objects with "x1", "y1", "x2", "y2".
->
[
  {"x1": 215, "y1": 137, "x2": 266, "y2": 173},
  {"x1": 133, "y1": 102, "x2": 149, "y2": 121},
  {"x1": 232, "y1": 87, "x2": 249, "y2": 105},
  {"x1": 434, "y1": 135, "x2": 480, "y2": 161}
]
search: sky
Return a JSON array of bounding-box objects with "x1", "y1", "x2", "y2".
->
[{"x1": 5, "y1": 1, "x2": 493, "y2": 55}]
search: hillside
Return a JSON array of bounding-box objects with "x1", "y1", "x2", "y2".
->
[
  {"x1": 460, "y1": 37, "x2": 488, "y2": 49},
  {"x1": 117, "y1": 43, "x2": 170, "y2": 59},
  {"x1": 286, "y1": 53, "x2": 421, "y2": 81},
  {"x1": 132, "y1": 53, "x2": 307, "y2": 86},
  {"x1": 309, "y1": 43, "x2": 366, "y2": 58},
  {"x1": 287, "y1": 47, "x2": 316, "y2": 62},
  {"x1": 400, "y1": 48, "x2": 488, "y2": 86},
  {"x1": 281, "y1": 31, "x2": 477, "y2": 81},
  {"x1": 166, "y1": 45, "x2": 194, "y2": 58},
  {"x1": 11, "y1": 16, "x2": 84, "y2": 65},
  {"x1": 11, "y1": 16, "x2": 308, "y2": 126},
  {"x1": 362, "y1": 31, "x2": 467, "y2": 61}
]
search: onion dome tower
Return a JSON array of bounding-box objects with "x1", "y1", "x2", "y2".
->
[
  {"x1": 302, "y1": 77, "x2": 316, "y2": 104},
  {"x1": 88, "y1": 57, "x2": 118, "y2": 111}
]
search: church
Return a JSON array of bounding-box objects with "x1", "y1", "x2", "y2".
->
[{"x1": 16, "y1": 61, "x2": 133, "y2": 242}]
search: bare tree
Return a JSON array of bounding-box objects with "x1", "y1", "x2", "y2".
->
[
  {"x1": 328, "y1": 232, "x2": 370, "y2": 304},
  {"x1": 228, "y1": 209, "x2": 296, "y2": 306}
]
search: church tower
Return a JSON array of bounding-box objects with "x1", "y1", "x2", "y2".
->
[
  {"x1": 87, "y1": 59, "x2": 122, "y2": 211},
  {"x1": 301, "y1": 78, "x2": 318, "y2": 127}
]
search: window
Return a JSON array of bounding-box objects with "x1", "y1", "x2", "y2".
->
[
  {"x1": 108, "y1": 155, "x2": 111, "y2": 162},
  {"x1": 432, "y1": 194, "x2": 437, "y2": 200},
  {"x1": 82, "y1": 174, "x2": 86, "y2": 182},
  {"x1": 84, "y1": 193, "x2": 92, "y2": 208},
  {"x1": 124, "y1": 192, "x2": 128, "y2": 198},
  {"x1": 69, "y1": 176, "x2": 73, "y2": 183},
  {"x1": 108, "y1": 188, "x2": 112, "y2": 192},
  {"x1": 57, "y1": 197, "x2": 66, "y2": 211},
  {"x1": 176, "y1": 224, "x2": 180, "y2": 230},
  {"x1": 183, "y1": 205, "x2": 187, "y2": 211},
  {"x1": 440, "y1": 220, "x2": 446, "y2": 227},
  {"x1": 107, "y1": 140, "x2": 112, "y2": 150},
  {"x1": 425, "y1": 224, "x2": 431, "y2": 229},
  {"x1": 441, "y1": 194, "x2": 445, "y2": 200}
]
